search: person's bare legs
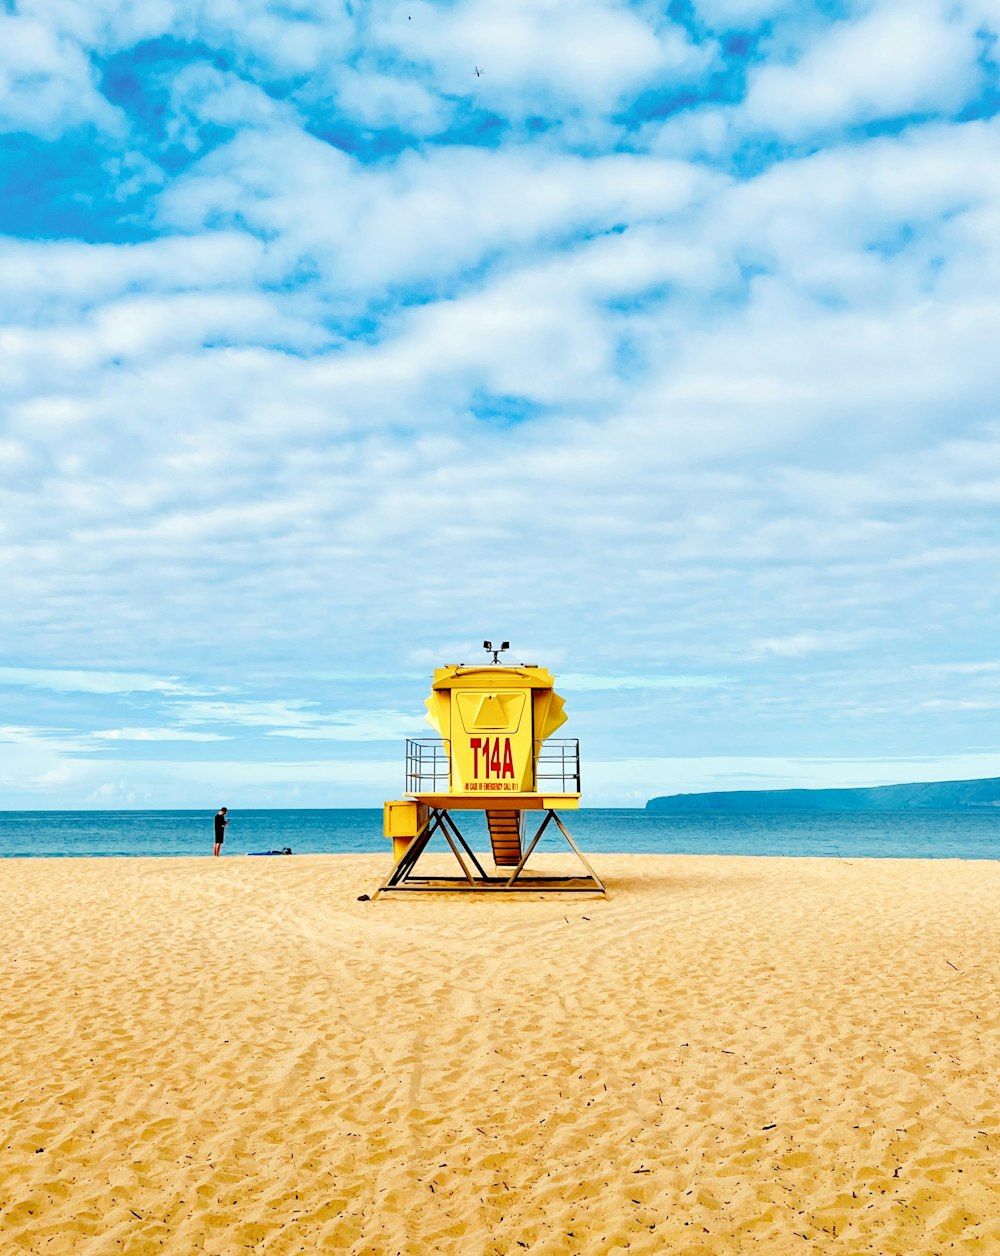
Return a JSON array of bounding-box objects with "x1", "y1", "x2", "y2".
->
[{"x1": 214, "y1": 843, "x2": 222, "y2": 857}]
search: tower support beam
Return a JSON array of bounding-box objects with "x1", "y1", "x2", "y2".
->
[{"x1": 372, "y1": 807, "x2": 607, "y2": 899}]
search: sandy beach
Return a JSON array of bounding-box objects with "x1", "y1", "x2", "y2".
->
[{"x1": 3, "y1": 851, "x2": 1000, "y2": 1254}]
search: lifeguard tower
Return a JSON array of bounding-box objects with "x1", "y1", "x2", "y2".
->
[{"x1": 374, "y1": 644, "x2": 606, "y2": 897}]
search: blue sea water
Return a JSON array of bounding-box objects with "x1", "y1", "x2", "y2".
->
[{"x1": 0, "y1": 808, "x2": 997, "y2": 860}]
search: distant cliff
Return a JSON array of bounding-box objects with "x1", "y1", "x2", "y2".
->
[{"x1": 646, "y1": 776, "x2": 1000, "y2": 812}]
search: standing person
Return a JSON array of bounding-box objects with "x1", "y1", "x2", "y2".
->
[{"x1": 213, "y1": 807, "x2": 229, "y2": 856}]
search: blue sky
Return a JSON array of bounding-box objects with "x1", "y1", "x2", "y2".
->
[{"x1": 2, "y1": 0, "x2": 1000, "y2": 808}]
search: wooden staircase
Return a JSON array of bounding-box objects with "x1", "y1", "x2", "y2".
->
[{"x1": 485, "y1": 809, "x2": 523, "y2": 867}]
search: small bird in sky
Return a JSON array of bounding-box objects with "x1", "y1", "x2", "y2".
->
[{"x1": 474, "y1": 65, "x2": 482, "y2": 77}]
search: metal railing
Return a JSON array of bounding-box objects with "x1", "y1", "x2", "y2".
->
[
  {"x1": 405, "y1": 738, "x2": 451, "y2": 792},
  {"x1": 405, "y1": 736, "x2": 581, "y2": 793},
  {"x1": 536, "y1": 738, "x2": 581, "y2": 793}
]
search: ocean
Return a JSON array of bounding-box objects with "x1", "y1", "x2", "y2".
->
[{"x1": 1, "y1": 807, "x2": 997, "y2": 860}]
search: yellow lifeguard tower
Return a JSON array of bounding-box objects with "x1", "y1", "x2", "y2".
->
[{"x1": 374, "y1": 645, "x2": 606, "y2": 897}]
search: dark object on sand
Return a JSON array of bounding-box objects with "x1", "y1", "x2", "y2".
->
[{"x1": 247, "y1": 847, "x2": 293, "y2": 856}]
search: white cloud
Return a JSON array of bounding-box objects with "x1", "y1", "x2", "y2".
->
[
  {"x1": 654, "y1": 3, "x2": 993, "y2": 156},
  {"x1": 691, "y1": 0, "x2": 793, "y2": 27},
  {"x1": 0, "y1": 290, "x2": 323, "y2": 390},
  {"x1": 369, "y1": 0, "x2": 712, "y2": 120},
  {"x1": 915, "y1": 661, "x2": 1000, "y2": 676},
  {"x1": 0, "y1": 667, "x2": 190, "y2": 694},
  {"x1": 91, "y1": 727, "x2": 230, "y2": 741},
  {"x1": 0, "y1": 234, "x2": 267, "y2": 320},
  {"x1": 23, "y1": 0, "x2": 354, "y2": 76},
  {"x1": 176, "y1": 699, "x2": 320, "y2": 728},
  {"x1": 159, "y1": 129, "x2": 716, "y2": 296},
  {"x1": 0, "y1": 14, "x2": 122, "y2": 137},
  {"x1": 172, "y1": 697, "x2": 422, "y2": 741},
  {"x1": 0, "y1": 724, "x2": 98, "y2": 754},
  {"x1": 334, "y1": 69, "x2": 448, "y2": 134},
  {"x1": 746, "y1": 632, "x2": 882, "y2": 659},
  {"x1": 920, "y1": 699, "x2": 1000, "y2": 710},
  {"x1": 743, "y1": 1, "x2": 983, "y2": 137},
  {"x1": 269, "y1": 711, "x2": 424, "y2": 741},
  {"x1": 586, "y1": 752, "x2": 1000, "y2": 804},
  {"x1": 86, "y1": 780, "x2": 145, "y2": 804},
  {"x1": 0, "y1": 739, "x2": 401, "y2": 807},
  {"x1": 558, "y1": 672, "x2": 733, "y2": 690},
  {"x1": 166, "y1": 63, "x2": 299, "y2": 142}
]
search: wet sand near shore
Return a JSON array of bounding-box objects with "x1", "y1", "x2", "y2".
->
[{"x1": 3, "y1": 851, "x2": 1000, "y2": 1254}]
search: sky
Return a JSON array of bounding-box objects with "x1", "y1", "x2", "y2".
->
[{"x1": 2, "y1": 0, "x2": 1000, "y2": 809}]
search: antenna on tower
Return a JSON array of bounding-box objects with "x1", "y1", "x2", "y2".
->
[{"x1": 483, "y1": 640, "x2": 510, "y2": 665}]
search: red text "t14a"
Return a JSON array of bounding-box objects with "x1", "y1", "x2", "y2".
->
[{"x1": 470, "y1": 736, "x2": 515, "y2": 779}]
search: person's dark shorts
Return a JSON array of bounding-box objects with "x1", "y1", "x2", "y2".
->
[{"x1": 215, "y1": 833, "x2": 224, "y2": 844}]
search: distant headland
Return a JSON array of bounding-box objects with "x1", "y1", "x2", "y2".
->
[{"x1": 646, "y1": 776, "x2": 1000, "y2": 812}]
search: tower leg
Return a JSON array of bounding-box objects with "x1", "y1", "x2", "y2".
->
[
  {"x1": 503, "y1": 810, "x2": 555, "y2": 886},
  {"x1": 373, "y1": 807, "x2": 606, "y2": 897},
  {"x1": 550, "y1": 812, "x2": 607, "y2": 895},
  {"x1": 439, "y1": 812, "x2": 489, "y2": 879},
  {"x1": 372, "y1": 811, "x2": 435, "y2": 899}
]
